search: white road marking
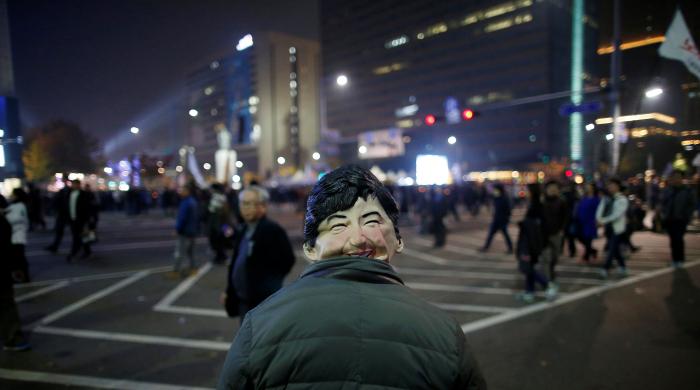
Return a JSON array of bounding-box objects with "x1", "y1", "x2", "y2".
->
[
  {"x1": 15, "y1": 281, "x2": 70, "y2": 303},
  {"x1": 397, "y1": 267, "x2": 604, "y2": 285},
  {"x1": 460, "y1": 259, "x2": 700, "y2": 334},
  {"x1": 33, "y1": 326, "x2": 231, "y2": 351},
  {"x1": 14, "y1": 266, "x2": 172, "y2": 289},
  {"x1": 430, "y1": 302, "x2": 515, "y2": 314},
  {"x1": 153, "y1": 263, "x2": 213, "y2": 310},
  {"x1": 400, "y1": 248, "x2": 641, "y2": 276},
  {"x1": 406, "y1": 282, "x2": 552, "y2": 297},
  {"x1": 0, "y1": 368, "x2": 213, "y2": 390},
  {"x1": 32, "y1": 270, "x2": 151, "y2": 327},
  {"x1": 26, "y1": 238, "x2": 208, "y2": 257},
  {"x1": 155, "y1": 305, "x2": 228, "y2": 318}
]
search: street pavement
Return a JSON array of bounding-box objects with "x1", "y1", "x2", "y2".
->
[{"x1": 1, "y1": 205, "x2": 699, "y2": 389}]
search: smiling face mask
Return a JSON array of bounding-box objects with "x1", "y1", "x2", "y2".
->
[{"x1": 303, "y1": 195, "x2": 403, "y2": 262}]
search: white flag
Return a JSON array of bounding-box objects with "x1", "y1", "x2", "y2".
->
[{"x1": 659, "y1": 9, "x2": 700, "y2": 80}]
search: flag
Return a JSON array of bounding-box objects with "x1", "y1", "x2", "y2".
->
[{"x1": 659, "y1": 9, "x2": 700, "y2": 80}]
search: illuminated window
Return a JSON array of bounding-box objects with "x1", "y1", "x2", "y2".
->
[
  {"x1": 484, "y1": 13, "x2": 532, "y2": 33},
  {"x1": 385, "y1": 35, "x2": 409, "y2": 49},
  {"x1": 372, "y1": 62, "x2": 406, "y2": 75}
]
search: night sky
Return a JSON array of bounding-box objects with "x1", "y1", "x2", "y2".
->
[{"x1": 7, "y1": 0, "x2": 318, "y2": 158}]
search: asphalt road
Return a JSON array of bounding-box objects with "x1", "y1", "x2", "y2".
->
[{"x1": 1, "y1": 206, "x2": 699, "y2": 389}]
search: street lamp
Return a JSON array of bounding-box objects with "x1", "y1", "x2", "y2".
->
[
  {"x1": 358, "y1": 145, "x2": 367, "y2": 154},
  {"x1": 235, "y1": 160, "x2": 244, "y2": 168},
  {"x1": 203, "y1": 163, "x2": 211, "y2": 170},
  {"x1": 336, "y1": 74, "x2": 348, "y2": 87},
  {"x1": 130, "y1": 127, "x2": 139, "y2": 134},
  {"x1": 312, "y1": 152, "x2": 321, "y2": 160},
  {"x1": 188, "y1": 109, "x2": 199, "y2": 117},
  {"x1": 605, "y1": 133, "x2": 614, "y2": 141},
  {"x1": 645, "y1": 87, "x2": 663, "y2": 98},
  {"x1": 585, "y1": 123, "x2": 595, "y2": 131},
  {"x1": 277, "y1": 156, "x2": 286, "y2": 165},
  {"x1": 447, "y1": 136, "x2": 457, "y2": 145}
]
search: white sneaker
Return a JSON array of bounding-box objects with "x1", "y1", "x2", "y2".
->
[
  {"x1": 545, "y1": 285, "x2": 558, "y2": 301},
  {"x1": 515, "y1": 292, "x2": 535, "y2": 303}
]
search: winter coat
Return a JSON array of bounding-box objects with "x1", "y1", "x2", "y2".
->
[
  {"x1": 542, "y1": 196, "x2": 568, "y2": 236},
  {"x1": 217, "y1": 257, "x2": 487, "y2": 390},
  {"x1": 176, "y1": 196, "x2": 199, "y2": 237},
  {"x1": 5, "y1": 202, "x2": 28, "y2": 245},
  {"x1": 596, "y1": 193, "x2": 628, "y2": 235},
  {"x1": 516, "y1": 217, "x2": 544, "y2": 264},
  {"x1": 492, "y1": 195, "x2": 512, "y2": 225},
  {"x1": 575, "y1": 196, "x2": 600, "y2": 240},
  {"x1": 661, "y1": 185, "x2": 697, "y2": 223}
]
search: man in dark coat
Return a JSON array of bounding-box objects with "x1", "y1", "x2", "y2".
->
[
  {"x1": 66, "y1": 179, "x2": 95, "y2": 261},
  {"x1": 221, "y1": 185, "x2": 295, "y2": 320},
  {"x1": 479, "y1": 183, "x2": 513, "y2": 253},
  {"x1": 45, "y1": 181, "x2": 70, "y2": 253},
  {"x1": 217, "y1": 165, "x2": 486, "y2": 390},
  {"x1": 660, "y1": 170, "x2": 697, "y2": 268}
]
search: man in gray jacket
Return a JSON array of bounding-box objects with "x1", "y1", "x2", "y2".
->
[
  {"x1": 596, "y1": 178, "x2": 629, "y2": 278},
  {"x1": 217, "y1": 165, "x2": 486, "y2": 389}
]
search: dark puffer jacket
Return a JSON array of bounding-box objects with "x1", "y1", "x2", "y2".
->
[{"x1": 217, "y1": 257, "x2": 487, "y2": 389}]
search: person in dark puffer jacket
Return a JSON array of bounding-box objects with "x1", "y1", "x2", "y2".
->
[{"x1": 217, "y1": 165, "x2": 486, "y2": 389}]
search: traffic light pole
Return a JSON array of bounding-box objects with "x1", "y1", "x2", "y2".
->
[{"x1": 610, "y1": 0, "x2": 622, "y2": 175}]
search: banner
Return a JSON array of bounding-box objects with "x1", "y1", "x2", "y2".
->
[{"x1": 659, "y1": 9, "x2": 700, "y2": 80}]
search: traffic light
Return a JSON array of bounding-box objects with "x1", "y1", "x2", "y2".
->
[
  {"x1": 462, "y1": 109, "x2": 475, "y2": 120},
  {"x1": 425, "y1": 114, "x2": 437, "y2": 126},
  {"x1": 565, "y1": 169, "x2": 573, "y2": 178}
]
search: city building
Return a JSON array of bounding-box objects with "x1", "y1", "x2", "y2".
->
[
  {"x1": 185, "y1": 31, "x2": 321, "y2": 180},
  {"x1": 0, "y1": 0, "x2": 23, "y2": 188},
  {"x1": 321, "y1": 0, "x2": 600, "y2": 175}
]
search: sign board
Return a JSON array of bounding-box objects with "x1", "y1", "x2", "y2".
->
[
  {"x1": 358, "y1": 128, "x2": 404, "y2": 159},
  {"x1": 559, "y1": 100, "x2": 603, "y2": 116},
  {"x1": 444, "y1": 97, "x2": 461, "y2": 124}
]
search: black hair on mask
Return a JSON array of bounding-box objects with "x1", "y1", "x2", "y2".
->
[{"x1": 304, "y1": 165, "x2": 400, "y2": 247}]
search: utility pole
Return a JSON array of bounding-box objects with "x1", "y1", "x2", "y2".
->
[{"x1": 610, "y1": 0, "x2": 622, "y2": 175}]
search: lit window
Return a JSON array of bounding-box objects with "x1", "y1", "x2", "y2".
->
[
  {"x1": 416, "y1": 33, "x2": 425, "y2": 39},
  {"x1": 372, "y1": 62, "x2": 406, "y2": 75},
  {"x1": 484, "y1": 3, "x2": 517, "y2": 18},
  {"x1": 385, "y1": 35, "x2": 409, "y2": 49}
]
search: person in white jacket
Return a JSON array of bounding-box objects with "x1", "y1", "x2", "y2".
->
[
  {"x1": 5, "y1": 188, "x2": 29, "y2": 282},
  {"x1": 596, "y1": 178, "x2": 629, "y2": 278}
]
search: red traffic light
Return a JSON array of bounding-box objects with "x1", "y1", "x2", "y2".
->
[
  {"x1": 565, "y1": 169, "x2": 573, "y2": 177},
  {"x1": 425, "y1": 114, "x2": 437, "y2": 126},
  {"x1": 462, "y1": 109, "x2": 475, "y2": 120}
]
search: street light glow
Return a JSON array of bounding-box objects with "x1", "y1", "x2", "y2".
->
[
  {"x1": 645, "y1": 87, "x2": 663, "y2": 98},
  {"x1": 277, "y1": 156, "x2": 286, "y2": 165},
  {"x1": 336, "y1": 74, "x2": 348, "y2": 86},
  {"x1": 130, "y1": 127, "x2": 139, "y2": 134},
  {"x1": 236, "y1": 34, "x2": 254, "y2": 51},
  {"x1": 585, "y1": 123, "x2": 595, "y2": 131},
  {"x1": 605, "y1": 133, "x2": 614, "y2": 141},
  {"x1": 235, "y1": 160, "x2": 243, "y2": 168},
  {"x1": 103, "y1": 167, "x2": 113, "y2": 174},
  {"x1": 358, "y1": 145, "x2": 368, "y2": 154},
  {"x1": 447, "y1": 136, "x2": 457, "y2": 145},
  {"x1": 203, "y1": 163, "x2": 211, "y2": 170},
  {"x1": 175, "y1": 165, "x2": 183, "y2": 172},
  {"x1": 188, "y1": 109, "x2": 199, "y2": 117},
  {"x1": 312, "y1": 152, "x2": 321, "y2": 160}
]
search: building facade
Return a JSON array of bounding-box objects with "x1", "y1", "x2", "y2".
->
[
  {"x1": 0, "y1": 0, "x2": 23, "y2": 183},
  {"x1": 321, "y1": 0, "x2": 599, "y2": 173},
  {"x1": 185, "y1": 31, "x2": 321, "y2": 180}
]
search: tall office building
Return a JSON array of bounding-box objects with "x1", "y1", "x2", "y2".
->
[
  {"x1": 321, "y1": 0, "x2": 598, "y2": 172},
  {"x1": 185, "y1": 31, "x2": 321, "y2": 179},
  {"x1": 0, "y1": 0, "x2": 23, "y2": 182}
]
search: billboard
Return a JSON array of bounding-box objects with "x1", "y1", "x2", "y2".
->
[{"x1": 357, "y1": 128, "x2": 404, "y2": 159}]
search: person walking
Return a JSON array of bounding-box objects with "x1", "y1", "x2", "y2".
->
[
  {"x1": 0, "y1": 195, "x2": 30, "y2": 352},
  {"x1": 541, "y1": 180, "x2": 568, "y2": 294},
  {"x1": 45, "y1": 182, "x2": 70, "y2": 253},
  {"x1": 5, "y1": 189, "x2": 30, "y2": 282},
  {"x1": 515, "y1": 184, "x2": 555, "y2": 302},
  {"x1": 207, "y1": 184, "x2": 233, "y2": 264},
  {"x1": 217, "y1": 165, "x2": 486, "y2": 389},
  {"x1": 430, "y1": 186, "x2": 448, "y2": 247},
  {"x1": 479, "y1": 183, "x2": 513, "y2": 253},
  {"x1": 660, "y1": 170, "x2": 697, "y2": 268},
  {"x1": 575, "y1": 183, "x2": 600, "y2": 263},
  {"x1": 26, "y1": 182, "x2": 46, "y2": 231},
  {"x1": 561, "y1": 181, "x2": 579, "y2": 258},
  {"x1": 596, "y1": 178, "x2": 629, "y2": 278},
  {"x1": 221, "y1": 186, "x2": 295, "y2": 320},
  {"x1": 172, "y1": 185, "x2": 199, "y2": 277},
  {"x1": 66, "y1": 180, "x2": 94, "y2": 261}
]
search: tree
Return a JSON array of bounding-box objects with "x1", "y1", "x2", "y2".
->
[
  {"x1": 22, "y1": 136, "x2": 52, "y2": 181},
  {"x1": 22, "y1": 120, "x2": 99, "y2": 180}
]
